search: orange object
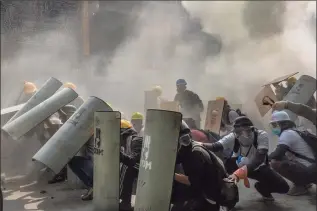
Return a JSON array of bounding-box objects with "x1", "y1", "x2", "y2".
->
[{"x1": 233, "y1": 168, "x2": 250, "y2": 188}]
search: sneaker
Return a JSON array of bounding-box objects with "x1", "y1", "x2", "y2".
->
[
  {"x1": 254, "y1": 182, "x2": 275, "y2": 201},
  {"x1": 48, "y1": 175, "x2": 66, "y2": 184},
  {"x1": 287, "y1": 185, "x2": 308, "y2": 196},
  {"x1": 81, "y1": 188, "x2": 93, "y2": 201}
]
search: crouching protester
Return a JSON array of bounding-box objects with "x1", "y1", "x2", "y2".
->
[
  {"x1": 68, "y1": 119, "x2": 142, "y2": 208},
  {"x1": 202, "y1": 116, "x2": 289, "y2": 201},
  {"x1": 269, "y1": 111, "x2": 317, "y2": 196},
  {"x1": 171, "y1": 121, "x2": 238, "y2": 211}
]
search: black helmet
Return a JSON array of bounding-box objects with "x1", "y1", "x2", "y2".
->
[{"x1": 233, "y1": 116, "x2": 253, "y2": 128}]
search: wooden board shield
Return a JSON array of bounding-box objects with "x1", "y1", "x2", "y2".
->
[
  {"x1": 255, "y1": 85, "x2": 278, "y2": 117},
  {"x1": 204, "y1": 99, "x2": 224, "y2": 134},
  {"x1": 144, "y1": 91, "x2": 159, "y2": 112},
  {"x1": 262, "y1": 72, "x2": 299, "y2": 86},
  {"x1": 160, "y1": 101, "x2": 179, "y2": 112}
]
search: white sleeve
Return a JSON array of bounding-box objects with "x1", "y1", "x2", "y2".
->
[
  {"x1": 218, "y1": 132, "x2": 236, "y2": 151},
  {"x1": 278, "y1": 130, "x2": 297, "y2": 148},
  {"x1": 228, "y1": 110, "x2": 240, "y2": 124},
  {"x1": 256, "y1": 130, "x2": 269, "y2": 150}
]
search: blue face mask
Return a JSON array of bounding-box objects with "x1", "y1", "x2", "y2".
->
[{"x1": 272, "y1": 128, "x2": 281, "y2": 136}]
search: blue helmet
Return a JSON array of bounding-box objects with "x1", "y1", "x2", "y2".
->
[{"x1": 176, "y1": 79, "x2": 187, "y2": 86}]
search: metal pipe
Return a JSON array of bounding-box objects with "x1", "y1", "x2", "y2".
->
[
  {"x1": 93, "y1": 111, "x2": 121, "y2": 211},
  {"x1": 32, "y1": 97, "x2": 112, "y2": 174},
  {"x1": 134, "y1": 109, "x2": 182, "y2": 211},
  {"x1": 6, "y1": 77, "x2": 62, "y2": 124},
  {"x1": 2, "y1": 88, "x2": 78, "y2": 141}
]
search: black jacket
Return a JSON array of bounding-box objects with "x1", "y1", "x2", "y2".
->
[
  {"x1": 174, "y1": 90, "x2": 204, "y2": 111},
  {"x1": 177, "y1": 143, "x2": 222, "y2": 201}
]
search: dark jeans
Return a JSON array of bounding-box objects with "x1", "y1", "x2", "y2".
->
[
  {"x1": 171, "y1": 181, "x2": 220, "y2": 211},
  {"x1": 225, "y1": 158, "x2": 289, "y2": 196},
  {"x1": 271, "y1": 160, "x2": 317, "y2": 186},
  {"x1": 120, "y1": 164, "x2": 138, "y2": 204},
  {"x1": 68, "y1": 156, "x2": 94, "y2": 188}
]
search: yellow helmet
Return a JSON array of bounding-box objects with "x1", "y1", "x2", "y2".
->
[
  {"x1": 216, "y1": 97, "x2": 225, "y2": 101},
  {"x1": 24, "y1": 81, "x2": 37, "y2": 94},
  {"x1": 64, "y1": 82, "x2": 76, "y2": 90},
  {"x1": 131, "y1": 112, "x2": 144, "y2": 120},
  {"x1": 152, "y1": 85, "x2": 162, "y2": 96},
  {"x1": 287, "y1": 77, "x2": 297, "y2": 84},
  {"x1": 121, "y1": 119, "x2": 133, "y2": 129}
]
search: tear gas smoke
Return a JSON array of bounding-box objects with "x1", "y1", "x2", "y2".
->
[{"x1": 1, "y1": 1, "x2": 316, "y2": 175}]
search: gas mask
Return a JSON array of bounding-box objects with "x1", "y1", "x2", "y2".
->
[
  {"x1": 177, "y1": 133, "x2": 192, "y2": 152},
  {"x1": 234, "y1": 127, "x2": 254, "y2": 146}
]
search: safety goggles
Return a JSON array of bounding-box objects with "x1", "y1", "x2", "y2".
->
[
  {"x1": 233, "y1": 126, "x2": 253, "y2": 137},
  {"x1": 179, "y1": 133, "x2": 191, "y2": 147},
  {"x1": 269, "y1": 122, "x2": 279, "y2": 129}
]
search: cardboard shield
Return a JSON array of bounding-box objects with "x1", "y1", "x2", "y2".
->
[
  {"x1": 204, "y1": 99, "x2": 225, "y2": 134},
  {"x1": 262, "y1": 72, "x2": 299, "y2": 86},
  {"x1": 255, "y1": 85, "x2": 278, "y2": 117}
]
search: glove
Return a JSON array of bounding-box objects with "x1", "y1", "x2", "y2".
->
[
  {"x1": 272, "y1": 101, "x2": 287, "y2": 111},
  {"x1": 233, "y1": 166, "x2": 250, "y2": 188}
]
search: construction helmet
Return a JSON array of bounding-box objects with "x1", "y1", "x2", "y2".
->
[
  {"x1": 131, "y1": 112, "x2": 144, "y2": 120},
  {"x1": 176, "y1": 79, "x2": 187, "y2": 86},
  {"x1": 121, "y1": 119, "x2": 133, "y2": 129},
  {"x1": 216, "y1": 97, "x2": 225, "y2": 101},
  {"x1": 64, "y1": 82, "x2": 76, "y2": 90},
  {"x1": 152, "y1": 85, "x2": 162, "y2": 96},
  {"x1": 287, "y1": 77, "x2": 297, "y2": 85},
  {"x1": 24, "y1": 81, "x2": 37, "y2": 94}
]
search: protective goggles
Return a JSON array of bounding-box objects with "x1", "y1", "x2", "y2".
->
[
  {"x1": 233, "y1": 126, "x2": 253, "y2": 137},
  {"x1": 179, "y1": 133, "x2": 191, "y2": 146},
  {"x1": 269, "y1": 122, "x2": 279, "y2": 129}
]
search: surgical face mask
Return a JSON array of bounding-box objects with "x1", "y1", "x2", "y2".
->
[
  {"x1": 271, "y1": 128, "x2": 281, "y2": 136},
  {"x1": 269, "y1": 122, "x2": 282, "y2": 136}
]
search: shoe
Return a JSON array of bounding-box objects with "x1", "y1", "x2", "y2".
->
[
  {"x1": 287, "y1": 185, "x2": 308, "y2": 196},
  {"x1": 119, "y1": 201, "x2": 133, "y2": 211},
  {"x1": 48, "y1": 175, "x2": 66, "y2": 184},
  {"x1": 254, "y1": 182, "x2": 275, "y2": 201},
  {"x1": 81, "y1": 188, "x2": 93, "y2": 201}
]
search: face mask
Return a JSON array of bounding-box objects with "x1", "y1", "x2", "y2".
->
[
  {"x1": 272, "y1": 128, "x2": 281, "y2": 136},
  {"x1": 238, "y1": 135, "x2": 253, "y2": 146}
]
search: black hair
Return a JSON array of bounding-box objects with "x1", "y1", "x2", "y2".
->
[{"x1": 279, "y1": 120, "x2": 296, "y2": 132}]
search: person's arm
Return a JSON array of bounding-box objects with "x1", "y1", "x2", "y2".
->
[
  {"x1": 174, "y1": 173, "x2": 191, "y2": 186},
  {"x1": 268, "y1": 144, "x2": 290, "y2": 161},
  {"x1": 120, "y1": 137, "x2": 143, "y2": 166},
  {"x1": 186, "y1": 150, "x2": 207, "y2": 194},
  {"x1": 203, "y1": 132, "x2": 235, "y2": 152},
  {"x1": 286, "y1": 101, "x2": 316, "y2": 126},
  {"x1": 247, "y1": 132, "x2": 269, "y2": 171}
]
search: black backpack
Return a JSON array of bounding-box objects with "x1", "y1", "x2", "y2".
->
[
  {"x1": 192, "y1": 142, "x2": 239, "y2": 208},
  {"x1": 289, "y1": 129, "x2": 317, "y2": 164}
]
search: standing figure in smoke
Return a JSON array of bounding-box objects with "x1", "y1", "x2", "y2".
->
[{"x1": 174, "y1": 79, "x2": 204, "y2": 129}]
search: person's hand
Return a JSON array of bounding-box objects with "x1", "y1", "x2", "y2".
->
[
  {"x1": 272, "y1": 101, "x2": 287, "y2": 111},
  {"x1": 228, "y1": 174, "x2": 239, "y2": 184}
]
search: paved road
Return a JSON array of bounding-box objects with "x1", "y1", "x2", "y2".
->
[{"x1": 2, "y1": 176, "x2": 316, "y2": 211}]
